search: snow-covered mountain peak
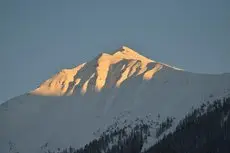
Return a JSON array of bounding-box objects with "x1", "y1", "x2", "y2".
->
[
  {"x1": 111, "y1": 46, "x2": 141, "y2": 56},
  {"x1": 108, "y1": 46, "x2": 154, "y2": 63},
  {"x1": 31, "y1": 47, "x2": 183, "y2": 96},
  {"x1": 1, "y1": 46, "x2": 230, "y2": 153}
]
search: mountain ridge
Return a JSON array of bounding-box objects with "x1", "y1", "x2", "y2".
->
[{"x1": 1, "y1": 46, "x2": 230, "y2": 153}]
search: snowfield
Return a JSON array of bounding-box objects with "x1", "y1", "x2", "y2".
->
[{"x1": 1, "y1": 46, "x2": 230, "y2": 153}]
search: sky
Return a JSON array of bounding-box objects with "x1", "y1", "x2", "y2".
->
[{"x1": 0, "y1": 0, "x2": 230, "y2": 103}]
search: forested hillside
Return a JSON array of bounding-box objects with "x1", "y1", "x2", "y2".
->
[{"x1": 34, "y1": 97, "x2": 230, "y2": 153}]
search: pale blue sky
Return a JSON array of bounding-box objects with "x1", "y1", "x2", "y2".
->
[{"x1": 0, "y1": 0, "x2": 230, "y2": 103}]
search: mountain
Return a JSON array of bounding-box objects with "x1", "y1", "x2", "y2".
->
[
  {"x1": 1, "y1": 46, "x2": 230, "y2": 153},
  {"x1": 30, "y1": 46, "x2": 181, "y2": 96}
]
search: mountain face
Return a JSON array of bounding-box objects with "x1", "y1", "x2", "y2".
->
[
  {"x1": 43, "y1": 97, "x2": 230, "y2": 153},
  {"x1": 1, "y1": 46, "x2": 230, "y2": 153},
  {"x1": 30, "y1": 46, "x2": 180, "y2": 96}
]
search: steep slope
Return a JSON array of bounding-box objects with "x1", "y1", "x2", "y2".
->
[
  {"x1": 37, "y1": 97, "x2": 230, "y2": 153},
  {"x1": 144, "y1": 97, "x2": 230, "y2": 153},
  {"x1": 30, "y1": 46, "x2": 179, "y2": 96},
  {"x1": 55, "y1": 97, "x2": 230, "y2": 153},
  {"x1": 1, "y1": 46, "x2": 230, "y2": 153}
]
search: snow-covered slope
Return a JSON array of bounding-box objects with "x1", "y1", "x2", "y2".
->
[{"x1": 1, "y1": 46, "x2": 230, "y2": 153}]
